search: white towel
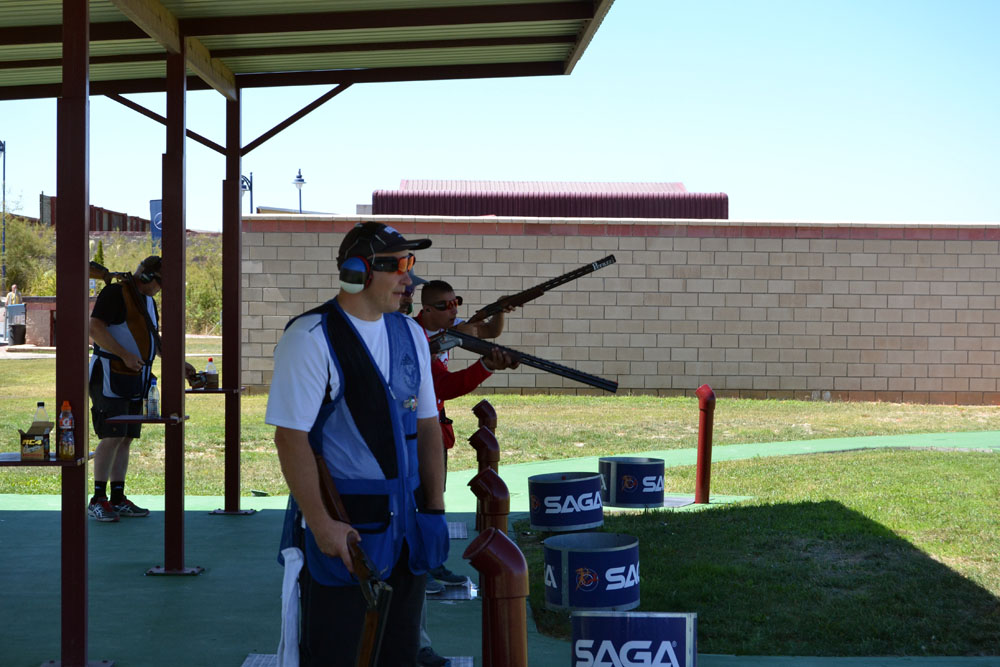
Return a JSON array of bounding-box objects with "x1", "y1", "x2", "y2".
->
[{"x1": 278, "y1": 546, "x2": 304, "y2": 667}]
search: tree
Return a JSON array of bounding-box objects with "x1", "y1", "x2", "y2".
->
[
  {"x1": 89, "y1": 231, "x2": 222, "y2": 334},
  {"x1": 185, "y1": 233, "x2": 222, "y2": 334},
  {"x1": 93, "y1": 239, "x2": 105, "y2": 266},
  {"x1": 4, "y1": 214, "x2": 56, "y2": 296}
]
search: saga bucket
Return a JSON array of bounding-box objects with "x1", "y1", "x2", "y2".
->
[
  {"x1": 543, "y1": 532, "x2": 639, "y2": 611},
  {"x1": 571, "y1": 611, "x2": 697, "y2": 667},
  {"x1": 528, "y1": 472, "x2": 604, "y2": 532},
  {"x1": 599, "y1": 456, "x2": 665, "y2": 508}
]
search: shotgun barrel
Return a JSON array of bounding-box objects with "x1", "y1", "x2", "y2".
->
[
  {"x1": 429, "y1": 329, "x2": 618, "y2": 394},
  {"x1": 465, "y1": 255, "x2": 616, "y2": 325}
]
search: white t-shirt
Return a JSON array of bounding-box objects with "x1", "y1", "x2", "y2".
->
[{"x1": 266, "y1": 310, "x2": 437, "y2": 433}]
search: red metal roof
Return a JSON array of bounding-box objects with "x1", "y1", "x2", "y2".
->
[
  {"x1": 373, "y1": 180, "x2": 728, "y2": 219},
  {"x1": 399, "y1": 180, "x2": 688, "y2": 194}
]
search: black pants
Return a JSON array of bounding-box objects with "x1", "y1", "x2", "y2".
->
[{"x1": 300, "y1": 543, "x2": 425, "y2": 667}]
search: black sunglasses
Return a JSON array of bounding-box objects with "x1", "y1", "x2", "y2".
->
[{"x1": 429, "y1": 296, "x2": 463, "y2": 311}]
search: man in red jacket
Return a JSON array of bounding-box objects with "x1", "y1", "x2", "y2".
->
[{"x1": 415, "y1": 280, "x2": 515, "y2": 450}]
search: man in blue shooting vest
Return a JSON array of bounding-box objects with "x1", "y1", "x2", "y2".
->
[{"x1": 266, "y1": 222, "x2": 448, "y2": 666}]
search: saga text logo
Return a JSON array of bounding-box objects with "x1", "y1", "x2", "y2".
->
[
  {"x1": 544, "y1": 492, "x2": 602, "y2": 514},
  {"x1": 544, "y1": 564, "x2": 558, "y2": 588},
  {"x1": 605, "y1": 563, "x2": 639, "y2": 590},
  {"x1": 642, "y1": 475, "x2": 664, "y2": 493},
  {"x1": 574, "y1": 639, "x2": 680, "y2": 667}
]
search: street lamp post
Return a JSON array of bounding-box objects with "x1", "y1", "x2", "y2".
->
[
  {"x1": 292, "y1": 168, "x2": 305, "y2": 214},
  {"x1": 1, "y1": 139, "x2": 6, "y2": 293},
  {"x1": 240, "y1": 172, "x2": 253, "y2": 214}
]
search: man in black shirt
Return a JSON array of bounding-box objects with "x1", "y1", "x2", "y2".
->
[{"x1": 87, "y1": 256, "x2": 193, "y2": 522}]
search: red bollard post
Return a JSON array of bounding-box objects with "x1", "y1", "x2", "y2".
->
[
  {"x1": 695, "y1": 384, "x2": 716, "y2": 504},
  {"x1": 473, "y1": 399, "x2": 497, "y2": 431},
  {"x1": 469, "y1": 467, "x2": 510, "y2": 535},
  {"x1": 469, "y1": 426, "x2": 500, "y2": 475},
  {"x1": 464, "y1": 527, "x2": 529, "y2": 667},
  {"x1": 469, "y1": 427, "x2": 500, "y2": 530}
]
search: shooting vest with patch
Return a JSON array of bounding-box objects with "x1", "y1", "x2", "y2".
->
[
  {"x1": 279, "y1": 299, "x2": 448, "y2": 586},
  {"x1": 89, "y1": 281, "x2": 157, "y2": 400}
]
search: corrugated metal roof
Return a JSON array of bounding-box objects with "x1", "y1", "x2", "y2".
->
[
  {"x1": 400, "y1": 180, "x2": 689, "y2": 193},
  {"x1": 0, "y1": 0, "x2": 616, "y2": 101},
  {"x1": 373, "y1": 184, "x2": 729, "y2": 219}
]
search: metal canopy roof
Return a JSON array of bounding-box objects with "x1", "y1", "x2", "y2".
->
[{"x1": 0, "y1": 0, "x2": 615, "y2": 101}]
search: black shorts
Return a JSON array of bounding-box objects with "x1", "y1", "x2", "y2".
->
[{"x1": 90, "y1": 372, "x2": 143, "y2": 439}]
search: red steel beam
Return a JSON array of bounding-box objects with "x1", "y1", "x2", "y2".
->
[
  {"x1": 158, "y1": 45, "x2": 197, "y2": 574},
  {"x1": 0, "y1": 61, "x2": 564, "y2": 101},
  {"x1": 236, "y1": 61, "x2": 564, "y2": 89},
  {"x1": 220, "y1": 90, "x2": 249, "y2": 514},
  {"x1": 242, "y1": 83, "x2": 351, "y2": 156},
  {"x1": 56, "y1": 0, "x2": 91, "y2": 664},
  {"x1": 0, "y1": 34, "x2": 576, "y2": 70},
  {"x1": 211, "y1": 34, "x2": 576, "y2": 59},
  {"x1": 0, "y1": 21, "x2": 144, "y2": 46},
  {"x1": 105, "y1": 93, "x2": 225, "y2": 155}
]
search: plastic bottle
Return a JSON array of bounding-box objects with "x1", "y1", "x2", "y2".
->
[
  {"x1": 33, "y1": 401, "x2": 49, "y2": 423},
  {"x1": 146, "y1": 378, "x2": 160, "y2": 418},
  {"x1": 204, "y1": 357, "x2": 219, "y2": 389},
  {"x1": 58, "y1": 401, "x2": 75, "y2": 461}
]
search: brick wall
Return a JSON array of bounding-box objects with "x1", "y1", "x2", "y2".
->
[{"x1": 242, "y1": 216, "x2": 1000, "y2": 405}]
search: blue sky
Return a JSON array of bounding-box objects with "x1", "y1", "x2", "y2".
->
[{"x1": 1, "y1": 0, "x2": 998, "y2": 231}]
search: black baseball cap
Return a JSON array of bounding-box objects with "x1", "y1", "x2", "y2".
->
[
  {"x1": 141, "y1": 255, "x2": 162, "y2": 278},
  {"x1": 337, "y1": 222, "x2": 432, "y2": 266}
]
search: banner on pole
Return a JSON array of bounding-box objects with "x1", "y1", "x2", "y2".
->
[{"x1": 150, "y1": 199, "x2": 162, "y2": 248}]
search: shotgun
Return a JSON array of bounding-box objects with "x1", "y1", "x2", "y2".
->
[
  {"x1": 314, "y1": 453, "x2": 393, "y2": 667},
  {"x1": 429, "y1": 328, "x2": 618, "y2": 393},
  {"x1": 465, "y1": 255, "x2": 616, "y2": 325},
  {"x1": 89, "y1": 260, "x2": 128, "y2": 285}
]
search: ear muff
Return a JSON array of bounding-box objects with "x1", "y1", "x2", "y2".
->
[{"x1": 339, "y1": 256, "x2": 370, "y2": 294}]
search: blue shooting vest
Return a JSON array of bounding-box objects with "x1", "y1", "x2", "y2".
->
[{"x1": 279, "y1": 299, "x2": 448, "y2": 586}]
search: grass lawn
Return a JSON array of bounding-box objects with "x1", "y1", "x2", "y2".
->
[
  {"x1": 1, "y1": 349, "x2": 998, "y2": 656},
  {"x1": 519, "y1": 448, "x2": 1000, "y2": 656}
]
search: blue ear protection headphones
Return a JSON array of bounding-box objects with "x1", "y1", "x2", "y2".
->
[
  {"x1": 339, "y1": 255, "x2": 371, "y2": 294},
  {"x1": 338, "y1": 224, "x2": 379, "y2": 293}
]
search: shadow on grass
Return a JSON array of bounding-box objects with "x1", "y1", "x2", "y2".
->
[{"x1": 518, "y1": 500, "x2": 1000, "y2": 657}]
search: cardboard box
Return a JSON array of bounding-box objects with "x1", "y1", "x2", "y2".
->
[{"x1": 19, "y1": 421, "x2": 53, "y2": 461}]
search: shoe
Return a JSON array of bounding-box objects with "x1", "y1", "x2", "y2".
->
[
  {"x1": 417, "y1": 646, "x2": 451, "y2": 667},
  {"x1": 425, "y1": 577, "x2": 446, "y2": 595},
  {"x1": 87, "y1": 499, "x2": 120, "y2": 523},
  {"x1": 429, "y1": 565, "x2": 469, "y2": 586},
  {"x1": 112, "y1": 497, "x2": 150, "y2": 518}
]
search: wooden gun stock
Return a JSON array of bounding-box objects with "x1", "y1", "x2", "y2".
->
[
  {"x1": 314, "y1": 453, "x2": 393, "y2": 667},
  {"x1": 88, "y1": 260, "x2": 129, "y2": 285},
  {"x1": 466, "y1": 255, "x2": 616, "y2": 325}
]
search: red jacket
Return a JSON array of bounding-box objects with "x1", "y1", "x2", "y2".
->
[{"x1": 416, "y1": 311, "x2": 493, "y2": 449}]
